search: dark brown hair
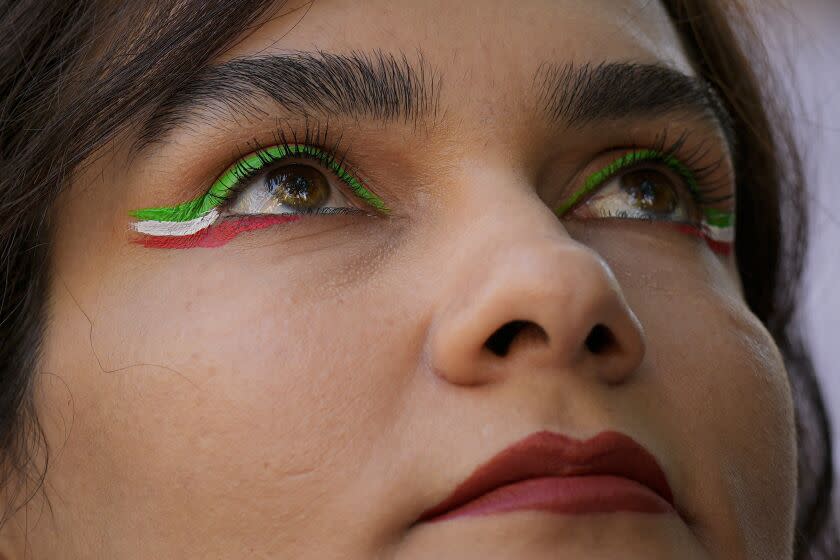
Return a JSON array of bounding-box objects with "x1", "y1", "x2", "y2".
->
[{"x1": 0, "y1": 1, "x2": 836, "y2": 556}]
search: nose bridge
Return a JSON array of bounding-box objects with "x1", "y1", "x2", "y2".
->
[{"x1": 426, "y1": 182, "x2": 646, "y2": 387}]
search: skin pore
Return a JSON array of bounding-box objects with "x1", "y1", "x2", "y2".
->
[{"x1": 6, "y1": 0, "x2": 796, "y2": 558}]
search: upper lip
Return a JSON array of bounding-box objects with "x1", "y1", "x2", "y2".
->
[{"x1": 416, "y1": 430, "x2": 675, "y2": 522}]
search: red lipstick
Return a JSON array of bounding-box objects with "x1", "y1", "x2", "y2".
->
[{"x1": 417, "y1": 430, "x2": 675, "y2": 523}]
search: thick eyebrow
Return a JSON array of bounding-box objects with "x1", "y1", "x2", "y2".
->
[
  {"x1": 534, "y1": 61, "x2": 734, "y2": 145},
  {"x1": 136, "y1": 52, "x2": 734, "y2": 151},
  {"x1": 135, "y1": 50, "x2": 441, "y2": 150}
]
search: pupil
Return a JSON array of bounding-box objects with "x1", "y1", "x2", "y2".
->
[
  {"x1": 266, "y1": 164, "x2": 329, "y2": 209},
  {"x1": 639, "y1": 181, "x2": 656, "y2": 202},
  {"x1": 287, "y1": 175, "x2": 310, "y2": 196},
  {"x1": 621, "y1": 170, "x2": 677, "y2": 214}
]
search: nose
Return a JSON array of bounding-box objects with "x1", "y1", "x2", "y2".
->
[{"x1": 427, "y1": 195, "x2": 646, "y2": 387}]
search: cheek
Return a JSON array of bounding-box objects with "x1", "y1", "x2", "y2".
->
[
  {"x1": 105, "y1": 270, "x2": 386, "y2": 457},
  {"x1": 676, "y1": 303, "x2": 795, "y2": 555},
  {"x1": 582, "y1": 226, "x2": 796, "y2": 554},
  {"x1": 639, "y1": 283, "x2": 796, "y2": 555},
  {"x1": 37, "y1": 248, "x2": 409, "y2": 544}
]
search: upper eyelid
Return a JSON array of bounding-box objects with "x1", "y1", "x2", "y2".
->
[
  {"x1": 554, "y1": 150, "x2": 710, "y2": 217},
  {"x1": 134, "y1": 132, "x2": 728, "y2": 225},
  {"x1": 229, "y1": 145, "x2": 391, "y2": 213},
  {"x1": 131, "y1": 144, "x2": 389, "y2": 223}
]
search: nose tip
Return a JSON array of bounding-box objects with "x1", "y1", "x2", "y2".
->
[{"x1": 428, "y1": 241, "x2": 646, "y2": 387}]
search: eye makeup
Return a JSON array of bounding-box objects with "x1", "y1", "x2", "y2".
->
[
  {"x1": 555, "y1": 147, "x2": 735, "y2": 256},
  {"x1": 131, "y1": 131, "x2": 735, "y2": 253},
  {"x1": 133, "y1": 214, "x2": 304, "y2": 249},
  {"x1": 129, "y1": 142, "x2": 388, "y2": 249}
]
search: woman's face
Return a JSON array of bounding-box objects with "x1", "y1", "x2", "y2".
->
[{"x1": 23, "y1": 1, "x2": 796, "y2": 558}]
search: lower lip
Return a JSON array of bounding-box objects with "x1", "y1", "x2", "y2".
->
[{"x1": 422, "y1": 475, "x2": 675, "y2": 523}]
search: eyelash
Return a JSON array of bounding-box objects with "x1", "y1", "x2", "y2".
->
[
  {"x1": 560, "y1": 131, "x2": 732, "y2": 211},
  {"x1": 555, "y1": 131, "x2": 735, "y2": 256},
  {"x1": 129, "y1": 123, "x2": 387, "y2": 248},
  {"x1": 555, "y1": 131, "x2": 736, "y2": 255},
  {"x1": 213, "y1": 125, "x2": 389, "y2": 216},
  {"x1": 131, "y1": 126, "x2": 734, "y2": 251}
]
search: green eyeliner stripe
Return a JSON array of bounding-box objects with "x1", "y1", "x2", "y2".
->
[
  {"x1": 703, "y1": 207, "x2": 734, "y2": 228},
  {"x1": 131, "y1": 144, "x2": 388, "y2": 222},
  {"x1": 555, "y1": 149, "x2": 701, "y2": 217}
]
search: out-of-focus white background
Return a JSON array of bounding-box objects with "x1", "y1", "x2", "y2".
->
[{"x1": 759, "y1": 0, "x2": 839, "y2": 508}]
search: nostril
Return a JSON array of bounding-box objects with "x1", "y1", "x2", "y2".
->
[
  {"x1": 584, "y1": 323, "x2": 617, "y2": 355},
  {"x1": 485, "y1": 320, "x2": 549, "y2": 357}
]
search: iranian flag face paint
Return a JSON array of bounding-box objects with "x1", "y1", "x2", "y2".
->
[
  {"x1": 699, "y1": 207, "x2": 735, "y2": 256},
  {"x1": 669, "y1": 209, "x2": 735, "y2": 256},
  {"x1": 133, "y1": 208, "x2": 222, "y2": 238},
  {"x1": 554, "y1": 148, "x2": 736, "y2": 257},
  {"x1": 129, "y1": 189, "x2": 304, "y2": 250},
  {"x1": 129, "y1": 143, "x2": 389, "y2": 249},
  {"x1": 128, "y1": 151, "x2": 266, "y2": 249},
  {"x1": 129, "y1": 146, "x2": 291, "y2": 249},
  {"x1": 131, "y1": 214, "x2": 303, "y2": 249}
]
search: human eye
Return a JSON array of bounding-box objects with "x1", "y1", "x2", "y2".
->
[
  {"x1": 555, "y1": 146, "x2": 735, "y2": 256},
  {"x1": 129, "y1": 142, "x2": 388, "y2": 249}
]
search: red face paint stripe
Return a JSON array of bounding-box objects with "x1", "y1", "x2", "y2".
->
[
  {"x1": 674, "y1": 224, "x2": 732, "y2": 256},
  {"x1": 703, "y1": 238, "x2": 733, "y2": 256},
  {"x1": 133, "y1": 215, "x2": 302, "y2": 249}
]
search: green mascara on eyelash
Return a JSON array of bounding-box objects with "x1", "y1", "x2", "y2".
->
[
  {"x1": 130, "y1": 144, "x2": 389, "y2": 222},
  {"x1": 554, "y1": 149, "x2": 705, "y2": 218}
]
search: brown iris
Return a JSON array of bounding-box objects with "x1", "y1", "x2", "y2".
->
[
  {"x1": 620, "y1": 169, "x2": 678, "y2": 214},
  {"x1": 266, "y1": 164, "x2": 330, "y2": 209}
]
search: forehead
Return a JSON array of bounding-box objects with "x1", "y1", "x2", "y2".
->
[{"x1": 226, "y1": 0, "x2": 694, "y2": 81}]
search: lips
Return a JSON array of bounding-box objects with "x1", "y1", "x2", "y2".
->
[{"x1": 416, "y1": 430, "x2": 675, "y2": 523}]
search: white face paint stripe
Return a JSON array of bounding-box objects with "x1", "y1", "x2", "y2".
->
[
  {"x1": 132, "y1": 208, "x2": 220, "y2": 237},
  {"x1": 703, "y1": 224, "x2": 734, "y2": 243}
]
